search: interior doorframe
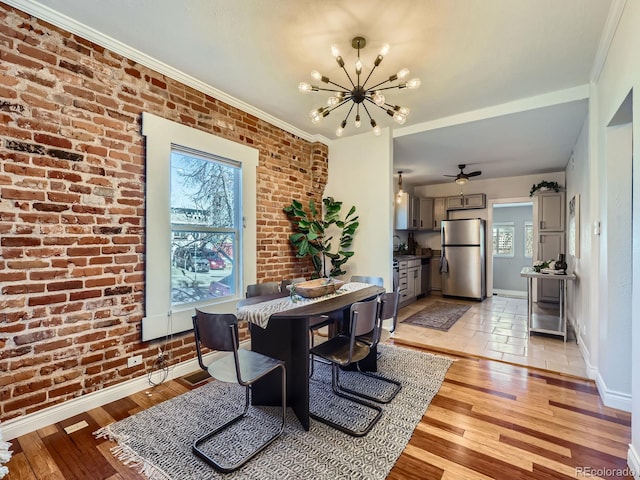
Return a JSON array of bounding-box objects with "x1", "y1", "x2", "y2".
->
[{"x1": 487, "y1": 196, "x2": 534, "y2": 298}]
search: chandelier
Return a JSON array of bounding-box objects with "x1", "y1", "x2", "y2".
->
[{"x1": 298, "y1": 36, "x2": 420, "y2": 137}]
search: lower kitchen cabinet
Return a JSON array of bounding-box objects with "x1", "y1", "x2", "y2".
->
[{"x1": 398, "y1": 258, "x2": 422, "y2": 306}]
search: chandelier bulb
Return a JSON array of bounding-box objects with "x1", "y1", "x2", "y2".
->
[
  {"x1": 354, "y1": 114, "x2": 361, "y2": 128},
  {"x1": 298, "y1": 82, "x2": 313, "y2": 93},
  {"x1": 379, "y1": 43, "x2": 390, "y2": 57},
  {"x1": 355, "y1": 58, "x2": 363, "y2": 75},
  {"x1": 397, "y1": 68, "x2": 410, "y2": 80},
  {"x1": 371, "y1": 119, "x2": 381, "y2": 136},
  {"x1": 327, "y1": 96, "x2": 340, "y2": 107},
  {"x1": 331, "y1": 44, "x2": 340, "y2": 58},
  {"x1": 310, "y1": 70, "x2": 322, "y2": 81},
  {"x1": 373, "y1": 91, "x2": 385, "y2": 106},
  {"x1": 393, "y1": 112, "x2": 407, "y2": 125},
  {"x1": 406, "y1": 78, "x2": 421, "y2": 89},
  {"x1": 336, "y1": 120, "x2": 347, "y2": 137}
]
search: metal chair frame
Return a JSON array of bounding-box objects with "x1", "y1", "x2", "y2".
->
[
  {"x1": 338, "y1": 291, "x2": 402, "y2": 404},
  {"x1": 309, "y1": 299, "x2": 383, "y2": 437},
  {"x1": 191, "y1": 311, "x2": 286, "y2": 473}
]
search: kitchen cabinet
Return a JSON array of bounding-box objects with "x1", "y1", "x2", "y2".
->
[
  {"x1": 538, "y1": 192, "x2": 565, "y2": 231},
  {"x1": 395, "y1": 192, "x2": 419, "y2": 230},
  {"x1": 419, "y1": 197, "x2": 433, "y2": 230},
  {"x1": 535, "y1": 192, "x2": 566, "y2": 303},
  {"x1": 398, "y1": 258, "x2": 421, "y2": 307},
  {"x1": 433, "y1": 197, "x2": 447, "y2": 230},
  {"x1": 446, "y1": 193, "x2": 486, "y2": 210}
]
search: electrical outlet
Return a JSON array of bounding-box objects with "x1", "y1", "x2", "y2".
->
[{"x1": 127, "y1": 354, "x2": 143, "y2": 368}]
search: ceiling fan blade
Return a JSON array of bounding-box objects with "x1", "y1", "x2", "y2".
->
[
  {"x1": 467, "y1": 171, "x2": 482, "y2": 177},
  {"x1": 443, "y1": 174, "x2": 457, "y2": 177}
]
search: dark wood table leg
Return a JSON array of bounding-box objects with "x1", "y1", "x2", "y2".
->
[{"x1": 250, "y1": 317, "x2": 310, "y2": 430}]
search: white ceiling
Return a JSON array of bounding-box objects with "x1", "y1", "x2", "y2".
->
[{"x1": 12, "y1": 0, "x2": 613, "y2": 185}]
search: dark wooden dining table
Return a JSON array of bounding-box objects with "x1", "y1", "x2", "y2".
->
[{"x1": 237, "y1": 284, "x2": 385, "y2": 431}]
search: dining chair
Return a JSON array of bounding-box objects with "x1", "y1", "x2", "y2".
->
[
  {"x1": 279, "y1": 276, "x2": 306, "y2": 291},
  {"x1": 246, "y1": 281, "x2": 280, "y2": 298},
  {"x1": 309, "y1": 298, "x2": 383, "y2": 436},
  {"x1": 350, "y1": 275, "x2": 384, "y2": 286},
  {"x1": 343, "y1": 290, "x2": 402, "y2": 404},
  {"x1": 191, "y1": 310, "x2": 286, "y2": 473}
]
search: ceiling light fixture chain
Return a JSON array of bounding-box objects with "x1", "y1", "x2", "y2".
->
[{"x1": 299, "y1": 36, "x2": 420, "y2": 137}]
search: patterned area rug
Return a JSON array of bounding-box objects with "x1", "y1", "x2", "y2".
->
[
  {"x1": 403, "y1": 301, "x2": 471, "y2": 331},
  {"x1": 95, "y1": 344, "x2": 452, "y2": 480}
]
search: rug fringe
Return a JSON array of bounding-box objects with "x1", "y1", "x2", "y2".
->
[{"x1": 94, "y1": 425, "x2": 173, "y2": 480}]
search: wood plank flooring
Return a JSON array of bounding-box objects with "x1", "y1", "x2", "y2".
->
[{"x1": 5, "y1": 341, "x2": 632, "y2": 480}]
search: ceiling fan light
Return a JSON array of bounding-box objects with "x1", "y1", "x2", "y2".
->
[{"x1": 455, "y1": 177, "x2": 469, "y2": 185}]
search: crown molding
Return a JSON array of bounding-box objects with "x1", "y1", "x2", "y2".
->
[
  {"x1": 590, "y1": 0, "x2": 627, "y2": 83},
  {"x1": 3, "y1": 0, "x2": 329, "y2": 145}
]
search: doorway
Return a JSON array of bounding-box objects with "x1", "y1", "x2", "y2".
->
[{"x1": 488, "y1": 199, "x2": 533, "y2": 298}]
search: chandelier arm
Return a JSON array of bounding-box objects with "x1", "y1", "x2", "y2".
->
[
  {"x1": 339, "y1": 64, "x2": 357, "y2": 89},
  {"x1": 326, "y1": 80, "x2": 352, "y2": 91},
  {"x1": 360, "y1": 64, "x2": 380, "y2": 90},
  {"x1": 322, "y1": 97, "x2": 354, "y2": 115},
  {"x1": 341, "y1": 102, "x2": 356, "y2": 122},
  {"x1": 367, "y1": 83, "x2": 401, "y2": 92},
  {"x1": 366, "y1": 77, "x2": 393, "y2": 91},
  {"x1": 315, "y1": 86, "x2": 351, "y2": 94},
  {"x1": 364, "y1": 97, "x2": 390, "y2": 113},
  {"x1": 361, "y1": 102, "x2": 375, "y2": 121}
]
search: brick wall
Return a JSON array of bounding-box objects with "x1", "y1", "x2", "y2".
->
[{"x1": 0, "y1": 3, "x2": 328, "y2": 421}]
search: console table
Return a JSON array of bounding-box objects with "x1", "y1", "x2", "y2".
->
[{"x1": 520, "y1": 267, "x2": 576, "y2": 342}]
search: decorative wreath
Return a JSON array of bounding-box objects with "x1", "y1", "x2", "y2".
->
[{"x1": 529, "y1": 180, "x2": 561, "y2": 197}]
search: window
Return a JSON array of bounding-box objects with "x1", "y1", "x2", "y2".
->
[
  {"x1": 141, "y1": 113, "x2": 258, "y2": 341},
  {"x1": 492, "y1": 222, "x2": 515, "y2": 257},
  {"x1": 170, "y1": 147, "x2": 240, "y2": 306},
  {"x1": 524, "y1": 221, "x2": 533, "y2": 258}
]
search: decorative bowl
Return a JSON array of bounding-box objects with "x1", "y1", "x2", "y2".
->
[{"x1": 287, "y1": 278, "x2": 345, "y2": 298}]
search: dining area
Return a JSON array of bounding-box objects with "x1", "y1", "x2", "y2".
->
[{"x1": 189, "y1": 276, "x2": 404, "y2": 473}]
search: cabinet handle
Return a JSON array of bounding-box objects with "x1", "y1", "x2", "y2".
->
[
  {"x1": 420, "y1": 220, "x2": 423, "y2": 228},
  {"x1": 540, "y1": 220, "x2": 545, "y2": 229}
]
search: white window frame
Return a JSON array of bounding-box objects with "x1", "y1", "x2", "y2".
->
[
  {"x1": 524, "y1": 221, "x2": 533, "y2": 258},
  {"x1": 141, "y1": 112, "x2": 258, "y2": 341},
  {"x1": 492, "y1": 222, "x2": 515, "y2": 258}
]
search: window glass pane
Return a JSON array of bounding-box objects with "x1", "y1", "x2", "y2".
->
[
  {"x1": 170, "y1": 149, "x2": 239, "y2": 306},
  {"x1": 524, "y1": 222, "x2": 533, "y2": 258},
  {"x1": 492, "y1": 224, "x2": 514, "y2": 257}
]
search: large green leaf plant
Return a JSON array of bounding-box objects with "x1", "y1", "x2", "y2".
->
[{"x1": 283, "y1": 197, "x2": 359, "y2": 278}]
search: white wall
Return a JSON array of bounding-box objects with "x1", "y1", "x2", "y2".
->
[
  {"x1": 325, "y1": 128, "x2": 394, "y2": 289},
  {"x1": 564, "y1": 117, "x2": 593, "y2": 370},
  {"x1": 588, "y1": 0, "x2": 639, "y2": 469}
]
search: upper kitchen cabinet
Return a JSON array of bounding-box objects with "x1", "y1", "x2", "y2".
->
[
  {"x1": 538, "y1": 192, "x2": 565, "y2": 231},
  {"x1": 395, "y1": 192, "x2": 419, "y2": 230},
  {"x1": 419, "y1": 197, "x2": 433, "y2": 230},
  {"x1": 446, "y1": 193, "x2": 486, "y2": 210},
  {"x1": 433, "y1": 197, "x2": 447, "y2": 230}
]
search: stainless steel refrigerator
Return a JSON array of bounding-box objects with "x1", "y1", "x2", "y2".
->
[{"x1": 441, "y1": 218, "x2": 486, "y2": 300}]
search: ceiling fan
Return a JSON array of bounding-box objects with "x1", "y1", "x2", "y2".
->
[{"x1": 445, "y1": 164, "x2": 482, "y2": 185}]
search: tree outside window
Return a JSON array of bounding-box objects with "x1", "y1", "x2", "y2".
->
[{"x1": 170, "y1": 148, "x2": 240, "y2": 306}]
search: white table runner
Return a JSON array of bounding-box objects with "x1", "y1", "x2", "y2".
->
[{"x1": 237, "y1": 282, "x2": 373, "y2": 329}]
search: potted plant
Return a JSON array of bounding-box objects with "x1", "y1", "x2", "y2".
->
[
  {"x1": 283, "y1": 197, "x2": 359, "y2": 278},
  {"x1": 529, "y1": 180, "x2": 561, "y2": 197}
]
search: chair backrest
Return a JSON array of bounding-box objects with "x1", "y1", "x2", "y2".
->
[
  {"x1": 246, "y1": 281, "x2": 280, "y2": 298},
  {"x1": 192, "y1": 310, "x2": 238, "y2": 371},
  {"x1": 350, "y1": 275, "x2": 384, "y2": 287},
  {"x1": 349, "y1": 298, "x2": 379, "y2": 337},
  {"x1": 377, "y1": 290, "x2": 400, "y2": 339},
  {"x1": 280, "y1": 277, "x2": 306, "y2": 291}
]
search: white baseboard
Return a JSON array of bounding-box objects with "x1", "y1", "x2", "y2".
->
[
  {"x1": 1, "y1": 343, "x2": 247, "y2": 441},
  {"x1": 577, "y1": 336, "x2": 598, "y2": 380},
  {"x1": 595, "y1": 371, "x2": 632, "y2": 412},
  {"x1": 628, "y1": 444, "x2": 640, "y2": 480}
]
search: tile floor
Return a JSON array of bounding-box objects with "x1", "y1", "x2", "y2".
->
[{"x1": 392, "y1": 294, "x2": 588, "y2": 378}]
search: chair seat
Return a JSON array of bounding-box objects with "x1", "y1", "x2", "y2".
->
[
  {"x1": 309, "y1": 314, "x2": 332, "y2": 329},
  {"x1": 310, "y1": 335, "x2": 370, "y2": 366},
  {"x1": 208, "y1": 349, "x2": 283, "y2": 384},
  {"x1": 358, "y1": 328, "x2": 391, "y2": 345}
]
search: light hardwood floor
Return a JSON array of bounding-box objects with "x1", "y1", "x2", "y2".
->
[{"x1": 5, "y1": 337, "x2": 631, "y2": 479}]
